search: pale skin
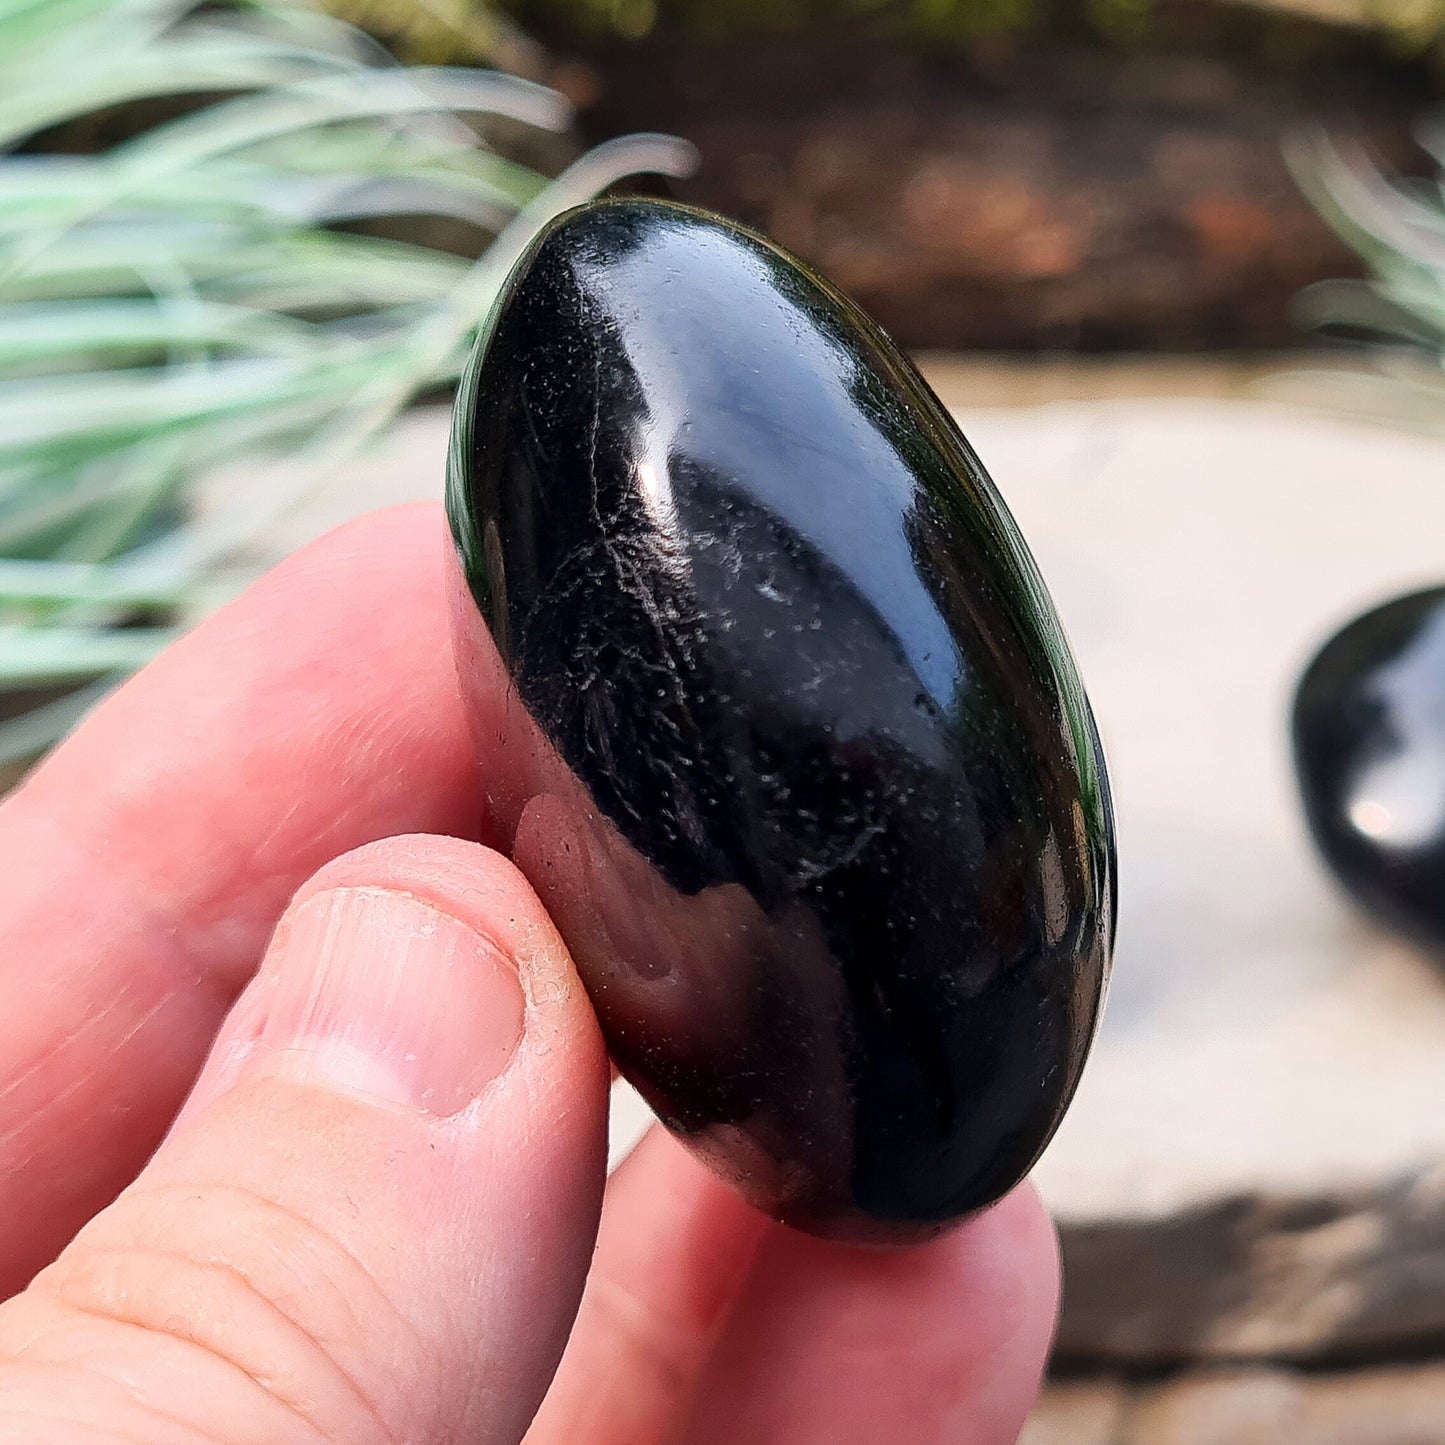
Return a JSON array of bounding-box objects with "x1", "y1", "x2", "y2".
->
[{"x1": 0, "y1": 502, "x2": 1060, "y2": 1444}]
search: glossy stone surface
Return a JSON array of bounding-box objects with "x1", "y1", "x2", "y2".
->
[
  {"x1": 445, "y1": 198, "x2": 1115, "y2": 1241},
  {"x1": 1294, "y1": 586, "x2": 1445, "y2": 952}
]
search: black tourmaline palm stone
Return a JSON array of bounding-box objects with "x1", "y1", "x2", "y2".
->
[
  {"x1": 445, "y1": 198, "x2": 1115, "y2": 1242},
  {"x1": 1294, "y1": 586, "x2": 1445, "y2": 953}
]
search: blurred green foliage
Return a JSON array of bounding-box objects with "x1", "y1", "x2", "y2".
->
[
  {"x1": 1293, "y1": 131, "x2": 1445, "y2": 425},
  {"x1": 323, "y1": 0, "x2": 504, "y2": 58},
  {"x1": 326, "y1": 0, "x2": 1445, "y2": 56},
  {"x1": 322, "y1": 0, "x2": 539, "y2": 63},
  {"x1": 496, "y1": 0, "x2": 1125, "y2": 39},
  {"x1": 1300, "y1": 131, "x2": 1445, "y2": 359},
  {"x1": 328, "y1": 0, "x2": 1158, "y2": 53},
  {"x1": 0, "y1": 0, "x2": 692, "y2": 760},
  {"x1": 502, "y1": 0, "x2": 1029, "y2": 39}
]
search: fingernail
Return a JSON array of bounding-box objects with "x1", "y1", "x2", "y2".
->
[{"x1": 257, "y1": 886, "x2": 525, "y2": 1117}]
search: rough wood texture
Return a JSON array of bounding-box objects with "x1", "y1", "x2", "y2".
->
[
  {"x1": 1134, "y1": 1363, "x2": 1445, "y2": 1444},
  {"x1": 1027, "y1": 1364, "x2": 1445, "y2": 1444},
  {"x1": 1020, "y1": 1378, "x2": 1130, "y2": 1445}
]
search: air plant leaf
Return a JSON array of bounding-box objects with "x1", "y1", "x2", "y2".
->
[
  {"x1": 1291, "y1": 129, "x2": 1445, "y2": 424},
  {"x1": 0, "y1": 0, "x2": 698, "y2": 762}
]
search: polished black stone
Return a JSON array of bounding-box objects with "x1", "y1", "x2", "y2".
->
[
  {"x1": 445, "y1": 198, "x2": 1115, "y2": 1241},
  {"x1": 1294, "y1": 586, "x2": 1445, "y2": 952}
]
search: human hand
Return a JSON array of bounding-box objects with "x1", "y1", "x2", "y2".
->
[{"x1": 0, "y1": 503, "x2": 1060, "y2": 1444}]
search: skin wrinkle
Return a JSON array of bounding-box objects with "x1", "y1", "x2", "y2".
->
[
  {"x1": 38, "y1": 1242, "x2": 393, "y2": 1445},
  {"x1": 18, "y1": 782, "x2": 260, "y2": 1000},
  {"x1": 0, "y1": 988, "x2": 159, "y2": 1121},
  {"x1": 174, "y1": 746, "x2": 473, "y2": 1004},
  {"x1": 0, "y1": 808, "x2": 184, "y2": 1013},
  {"x1": 64, "y1": 1321, "x2": 330, "y2": 1445},
  {"x1": 113, "y1": 1178, "x2": 433, "y2": 1380},
  {"x1": 9, "y1": 803, "x2": 247, "y2": 1039},
  {"x1": 0, "y1": 1306, "x2": 329, "y2": 1445},
  {"x1": 80, "y1": 1182, "x2": 419, "y2": 1444},
  {"x1": 4, "y1": 1418, "x2": 153, "y2": 1445},
  {"x1": 0, "y1": 1368, "x2": 186, "y2": 1445},
  {"x1": 0, "y1": 991, "x2": 173, "y2": 1162},
  {"x1": 29, "y1": 1231, "x2": 390, "y2": 1445},
  {"x1": 583, "y1": 1272, "x2": 709, "y2": 1403}
]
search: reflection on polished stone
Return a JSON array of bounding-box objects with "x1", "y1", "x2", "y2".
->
[
  {"x1": 1295, "y1": 586, "x2": 1445, "y2": 952},
  {"x1": 446, "y1": 198, "x2": 1115, "y2": 1241}
]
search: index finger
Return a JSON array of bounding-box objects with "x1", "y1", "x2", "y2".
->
[{"x1": 0, "y1": 501, "x2": 480, "y2": 1295}]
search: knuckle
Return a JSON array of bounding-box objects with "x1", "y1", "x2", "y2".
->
[{"x1": 9, "y1": 1179, "x2": 421, "y2": 1445}]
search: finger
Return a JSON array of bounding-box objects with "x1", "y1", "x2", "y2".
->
[
  {"x1": 525, "y1": 1126, "x2": 770, "y2": 1445},
  {"x1": 677, "y1": 1184, "x2": 1060, "y2": 1445},
  {"x1": 0, "y1": 835, "x2": 609, "y2": 1445},
  {"x1": 0, "y1": 502, "x2": 479, "y2": 1294}
]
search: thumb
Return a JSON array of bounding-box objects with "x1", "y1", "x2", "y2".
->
[{"x1": 0, "y1": 835, "x2": 610, "y2": 1445}]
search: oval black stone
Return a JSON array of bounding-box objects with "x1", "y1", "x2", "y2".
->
[
  {"x1": 1294, "y1": 586, "x2": 1445, "y2": 952},
  {"x1": 445, "y1": 198, "x2": 1115, "y2": 1241}
]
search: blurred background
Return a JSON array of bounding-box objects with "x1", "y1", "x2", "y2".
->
[{"x1": 8, "y1": 1, "x2": 1445, "y2": 1441}]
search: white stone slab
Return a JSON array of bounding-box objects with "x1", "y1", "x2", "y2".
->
[
  {"x1": 241, "y1": 390, "x2": 1445, "y2": 1362},
  {"x1": 972, "y1": 399, "x2": 1445, "y2": 1362}
]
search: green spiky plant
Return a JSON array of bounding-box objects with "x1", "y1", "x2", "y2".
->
[
  {"x1": 1291, "y1": 130, "x2": 1445, "y2": 426},
  {"x1": 0, "y1": 0, "x2": 693, "y2": 765}
]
